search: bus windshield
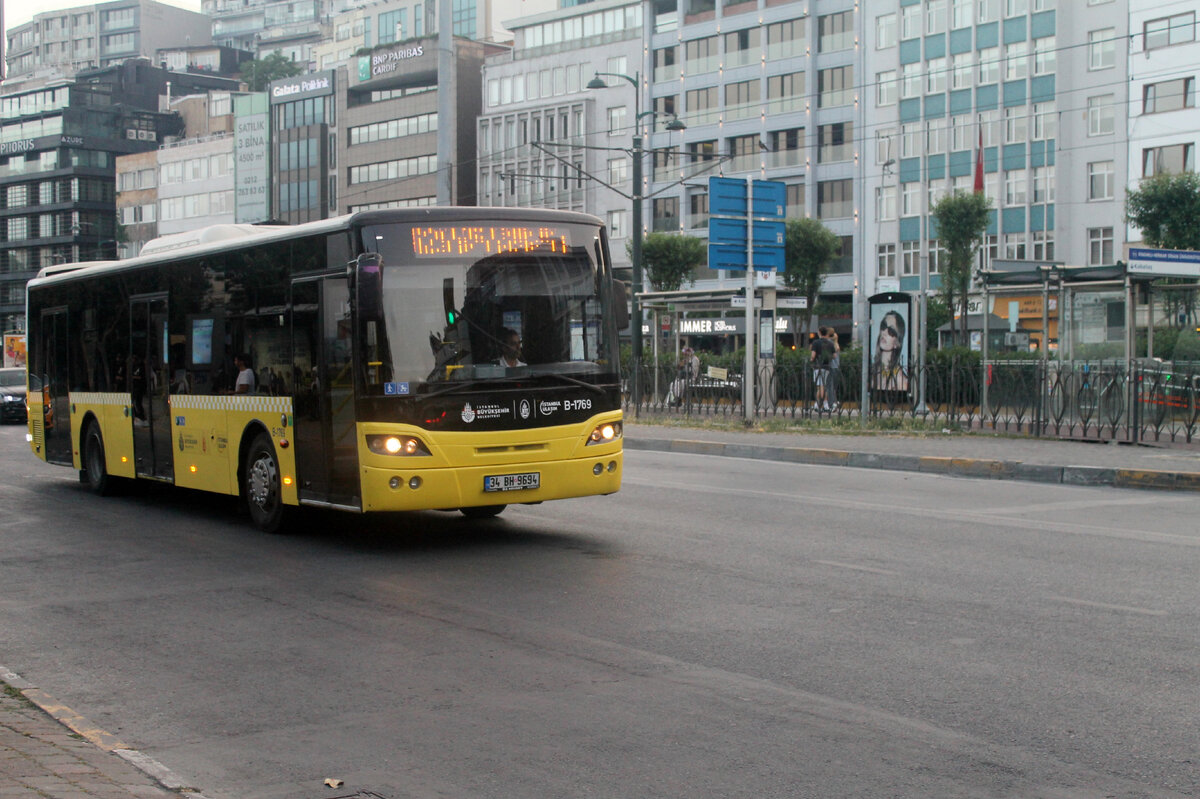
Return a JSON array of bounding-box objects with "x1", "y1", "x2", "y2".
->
[{"x1": 358, "y1": 220, "x2": 619, "y2": 395}]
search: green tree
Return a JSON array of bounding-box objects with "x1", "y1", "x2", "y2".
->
[
  {"x1": 240, "y1": 51, "x2": 303, "y2": 92},
  {"x1": 931, "y1": 191, "x2": 991, "y2": 345},
  {"x1": 630, "y1": 233, "x2": 706, "y2": 291},
  {"x1": 1126, "y1": 172, "x2": 1200, "y2": 327},
  {"x1": 925, "y1": 295, "x2": 951, "y2": 347},
  {"x1": 781, "y1": 217, "x2": 841, "y2": 338}
]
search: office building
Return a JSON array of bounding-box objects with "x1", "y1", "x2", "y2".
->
[
  {"x1": 4, "y1": 0, "x2": 213, "y2": 91},
  {"x1": 0, "y1": 60, "x2": 240, "y2": 333}
]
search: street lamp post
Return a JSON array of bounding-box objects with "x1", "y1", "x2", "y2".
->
[{"x1": 587, "y1": 71, "x2": 685, "y2": 413}]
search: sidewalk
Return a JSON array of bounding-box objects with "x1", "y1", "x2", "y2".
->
[
  {"x1": 625, "y1": 418, "x2": 1200, "y2": 491},
  {"x1": 0, "y1": 668, "x2": 199, "y2": 799}
]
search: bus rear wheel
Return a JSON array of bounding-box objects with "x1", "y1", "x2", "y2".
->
[
  {"x1": 244, "y1": 433, "x2": 285, "y2": 533},
  {"x1": 82, "y1": 422, "x2": 113, "y2": 496},
  {"x1": 461, "y1": 504, "x2": 506, "y2": 519}
]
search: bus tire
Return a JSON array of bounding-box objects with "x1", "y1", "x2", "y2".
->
[
  {"x1": 82, "y1": 422, "x2": 114, "y2": 496},
  {"x1": 461, "y1": 504, "x2": 505, "y2": 519},
  {"x1": 243, "y1": 432, "x2": 285, "y2": 534}
]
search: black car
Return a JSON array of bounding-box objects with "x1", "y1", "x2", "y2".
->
[{"x1": 0, "y1": 367, "x2": 27, "y2": 423}]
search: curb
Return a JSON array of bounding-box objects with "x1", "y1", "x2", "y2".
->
[
  {"x1": 624, "y1": 438, "x2": 1200, "y2": 492},
  {"x1": 0, "y1": 665, "x2": 209, "y2": 798}
]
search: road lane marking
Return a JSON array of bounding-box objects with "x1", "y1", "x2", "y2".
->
[
  {"x1": 814, "y1": 560, "x2": 899, "y2": 576},
  {"x1": 1049, "y1": 596, "x2": 1167, "y2": 616}
]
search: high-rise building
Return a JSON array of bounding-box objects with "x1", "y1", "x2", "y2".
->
[
  {"x1": 4, "y1": 0, "x2": 213, "y2": 91},
  {"x1": 477, "y1": 0, "x2": 647, "y2": 277}
]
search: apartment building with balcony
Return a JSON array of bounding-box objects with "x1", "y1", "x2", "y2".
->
[
  {"x1": 862, "y1": 0, "x2": 1136, "y2": 315},
  {"x1": 4, "y1": 0, "x2": 212, "y2": 92}
]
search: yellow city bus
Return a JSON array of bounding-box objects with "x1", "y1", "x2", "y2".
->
[{"x1": 25, "y1": 208, "x2": 625, "y2": 532}]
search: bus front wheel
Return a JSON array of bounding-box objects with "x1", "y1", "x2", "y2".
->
[
  {"x1": 243, "y1": 433, "x2": 285, "y2": 533},
  {"x1": 82, "y1": 422, "x2": 113, "y2": 496},
  {"x1": 461, "y1": 504, "x2": 506, "y2": 519}
]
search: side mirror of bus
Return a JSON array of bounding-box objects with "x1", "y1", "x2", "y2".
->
[
  {"x1": 354, "y1": 253, "x2": 384, "y2": 321},
  {"x1": 613, "y1": 280, "x2": 629, "y2": 330}
]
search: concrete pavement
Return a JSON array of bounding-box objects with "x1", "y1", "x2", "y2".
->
[{"x1": 5, "y1": 420, "x2": 1199, "y2": 799}]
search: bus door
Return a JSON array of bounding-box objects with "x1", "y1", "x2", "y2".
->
[
  {"x1": 291, "y1": 275, "x2": 359, "y2": 507},
  {"x1": 39, "y1": 307, "x2": 72, "y2": 466},
  {"x1": 130, "y1": 295, "x2": 173, "y2": 481}
]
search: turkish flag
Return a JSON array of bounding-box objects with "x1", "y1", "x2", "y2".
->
[{"x1": 973, "y1": 124, "x2": 984, "y2": 194}]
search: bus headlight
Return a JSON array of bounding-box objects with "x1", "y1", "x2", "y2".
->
[
  {"x1": 366, "y1": 434, "x2": 432, "y2": 456},
  {"x1": 586, "y1": 421, "x2": 622, "y2": 445}
]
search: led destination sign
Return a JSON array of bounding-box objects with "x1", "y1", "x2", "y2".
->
[{"x1": 410, "y1": 225, "x2": 570, "y2": 258}]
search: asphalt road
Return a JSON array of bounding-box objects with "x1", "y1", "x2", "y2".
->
[{"x1": 1, "y1": 421, "x2": 1199, "y2": 799}]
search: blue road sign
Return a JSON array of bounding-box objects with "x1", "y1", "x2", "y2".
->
[
  {"x1": 709, "y1": 177, "x2": 747, "y2": 216},
  {"x1": 708, "y1": 243, "x2": 748, "y2": 270},
  {"x1": 751, "y1": 180, "x2": 786, "y2": 219},
  {"x1": 709, "y1": 217, "x2": 748, "y2": 246}
]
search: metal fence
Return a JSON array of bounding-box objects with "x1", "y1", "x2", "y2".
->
[{"x1": 622, "y1": 359, "x2": 1200, "y2": 446}]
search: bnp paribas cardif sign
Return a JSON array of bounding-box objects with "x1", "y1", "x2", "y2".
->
[
  {"x1": 356, "y1": 40, "x2": 431, "y2": 83},
  {"x1": 268, "y1": 70, "x2": 336, "y2": 104}
]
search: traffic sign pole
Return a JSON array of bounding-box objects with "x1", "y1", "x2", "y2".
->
[{"x1": 744, "y1": 184, "x2": 755, "y2": 420}]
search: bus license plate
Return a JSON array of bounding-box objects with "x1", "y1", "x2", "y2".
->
[{"x1": 484, "y1": 472, "x2": 540, "y2": 492}]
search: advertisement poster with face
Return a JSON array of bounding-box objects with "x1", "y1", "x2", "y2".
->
[{"x1": 868, "y1": 294, "x2": 911, "y2": 394}]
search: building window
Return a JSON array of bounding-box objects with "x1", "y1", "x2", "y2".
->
[
  {"x1": 927, "y1": 57, "x2": 947, "y2": 93},
  {"x1": 1003, "y1": 233, "x2": 1026, "y2": 260},
  {"x1": 1032, "y1": 165, "x2": 1054, "y2": 203},
  {"x1": 928, "y1": 178, "x2": 947, "y2": 210},
  {"x1": 927, "y1": 0, "x2": 946, "y2": 35},
  {"x1": 1005, "y1": 41, "x2": 1028, "y2": 80},
  {"x1": 1144, "y1": 12, "x2": 1195, "y2": 51},
  {"x1": 608, "y1": 157, "x2": 628, "y2": 186},
  {"x1": 607, "y1": 209, "x2": 626, "y2": 238},
  {"x1": 878, "y1": 244, "x2": 897, "y2": 277},
  {"x1": 927, "y1": 240, "x2": 945, "y2": 274},
  {"x1": 876, "y1": 186, "x2": 897, "y2": 221},
  {"x1": 978, "y1": 46, "x2": 999, "y2": 84},
  {"x1": 1089, "y1": 29, "x2": 1115, "y2": 70},
  {"x1": 818, "y1": 11, "x2": 854, "y2": 53},
  {"x1": 1088, "y1": 161, "x2": 1114, "y2": 200},
  {"x1": 818, "y1": 122, "x2": 853, "y2": 163},
  {"x1": 608, "y1": 106, "x2": 626, "y2": 135},
  {"x1": 902, "y1": 62, "x2": 922, "y2": 99},
  {"x1": 951, "y1": 53, "x2": 973, "y2": 90},
  {"x1": 817, "y1": 66, "x2": 853, "y2": 108},
  {"x1": 1004, "y1": 106, "x2": 1027, "y2": 143},
  {"x1": 978, "y1": 0, "x2": 998, "y2": 23},
  {"x1": 1088, "y1": 227, "x2": 1113, "y2": 266},
  {"x1": 901, "y1": 241, "x2": 920, "y2": 275},
  {"x1": 877, "y1": 128, "x2": 896, "y2": 163},
  {"x1": 1142, "y1": 143, "x2": 1195, "y2": 177},
  {"x1": 952, "y1": 0, "x2": 972, "y2": 28},
  {"x1": 1033, "y1": 230, "x2": 1054, "y2": 260},
  {"x1": 1143, "y1": 78, "x2": 1195, "y2": 114},
  {"x1": 952, "y1": 114, "x2": 972, "y2": 151},
  {"x1": 900, "y1": 123, "x2": 922, "y2": 158},
  {"x1": 877, "y1": 13, "x2": 897, "y2": 48},
  {"x1": 902, "y1": 4, "x2": 921, "y2": 39},
  {"x1": 877, "y1": 71, "x2": 898, "y2": 106},
  {"x1": 901, "y1": 182, "x2": 920, "y2": 216},
  {"x1": 1033, "y1": 36, "x2": 1056, "y2": 75},
  {"x1": 817, "y1": 179, "x2": 852, "y2": 219},
  {"x1": 1005, "y1": 170, "x2": 1027, "y2": 205},
  {"x1": 786, "y1": 184, "x2": 805, "y2": 218},
  {"x1": 927, "y1": 118, "x2": 947, "y2": 154},
  {"x1": 1088, "y1": 95, "x2": 1114, "y2": 136},
  {"x1": 652, "y1": 197, "x2": 679, "y2": 232},
  {"x1": 1006, "y1": 0, "x2": 1028, "y2": 16},
  {"x1": 1032, "y1": 102, "x2": 1056, "y2": 140}
]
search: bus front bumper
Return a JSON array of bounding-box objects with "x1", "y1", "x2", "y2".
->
[{"x1": 359, "y1": 450, "x2": 623, "y2": 512}]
